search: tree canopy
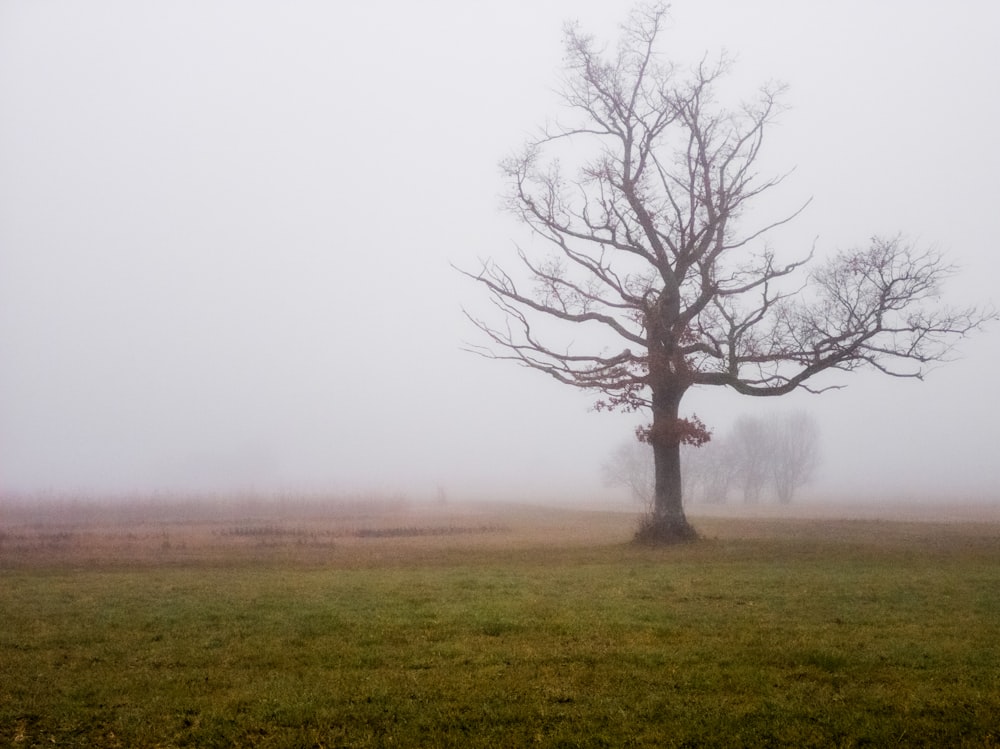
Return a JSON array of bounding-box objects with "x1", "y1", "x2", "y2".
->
[{"x1": 461, "y1": 4, "x2": 992, "y2": 542}]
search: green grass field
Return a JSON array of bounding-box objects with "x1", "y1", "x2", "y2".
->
[{"x1": 2, "y1": 500, "x2": 999, "y2": 747}]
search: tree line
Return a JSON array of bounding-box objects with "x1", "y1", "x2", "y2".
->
[{"x1": 603, "y1": 411, "x2": 820, "y2": 507}]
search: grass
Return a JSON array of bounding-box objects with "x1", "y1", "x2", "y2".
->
[{"x1": 1, "y1": 501, "x2": 1000, "y2": 747}]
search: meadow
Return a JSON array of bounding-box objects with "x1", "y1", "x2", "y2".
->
[{"x1": 2, "y1": 497, "x2": 999, "y2": 747}]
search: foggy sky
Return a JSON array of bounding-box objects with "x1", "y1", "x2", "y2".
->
[{"x1": 2, "y1": 1, "x2": 998, "y2": 503}]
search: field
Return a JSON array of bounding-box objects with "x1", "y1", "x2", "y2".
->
[{"x1": 2, "y1": 497, "x2": 1000, "y2": 747}]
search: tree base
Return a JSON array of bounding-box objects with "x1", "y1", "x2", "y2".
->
[{"x1": 633, "y1": 513, "x2": 699, "y2": 545}]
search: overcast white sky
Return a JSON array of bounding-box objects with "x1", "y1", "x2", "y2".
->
[{"x1": 1, "y1": 1, "x2": 998, "y2": 504}]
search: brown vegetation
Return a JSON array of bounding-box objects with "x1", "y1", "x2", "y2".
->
[{"x1": 3, "y1": 494, "x2": 999, "y2": 570}]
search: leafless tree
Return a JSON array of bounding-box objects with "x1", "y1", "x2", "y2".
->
[
  {"x1": 461, "y1": 4, "x2": 992, "y2": 542},
  {"x1": 602, "y1": 439, "x2": 654, "y2": 509},
  {"x1": 726, "y1": 411, "x2": 819, "y2": 503},
  {"x1": 610, "y1": 411, "x2": 817, "y2": 506},
  {"x1": 768, "y1": 411, "x2": 820, "y2": 503},
  {"x1": 694, "y1": 443, "x2": 736, "y2": 505},
  {"x1": 606, "y1": 437, "x2": 733, "y2": 506},
  {"x1": 730, "y1": 416, "x2": 770, "y2": 504},
  {"x1": 680, "y1": 439, "x2": 734, "y2": 504}
]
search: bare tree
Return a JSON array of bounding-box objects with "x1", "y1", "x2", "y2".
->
[
  {"x1": 461, "y1": 5, "x2": 992, "y2": 542},
  {"x1": 729, "y1": 416, "x2": 770, "y2": 504},
  {"x1": 726, "y1": 411, "x2": 820, "y2": 503},
  {"x1": 768, "y1": 411, "x2": 819, "y2": 503},
  {"x1": 695, "y1": 442, "x2": 736, "y2": 505},
  {"x1": 680, "y1": 440, "x2": 734, "y2": 504},
  {"x1": 604, "y1": 437, "x2": 725, "y2": 507},
  {"x1": 602, "y1": 439, "x2": 654, "y2": 509},
  {"x1": 612, "y1": 411, "x2": 818, "y2": 506}
]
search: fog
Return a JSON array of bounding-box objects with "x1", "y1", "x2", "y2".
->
[{"x1": 2, "y1": 1, "x2": 998, "y2": 507}]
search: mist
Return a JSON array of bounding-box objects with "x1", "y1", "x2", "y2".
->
[{"x1": 2, "y1": 1, "x2": 998, "y2": 508}]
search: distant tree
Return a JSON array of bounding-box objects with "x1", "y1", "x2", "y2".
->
[
  {"x1": 602, "y1": 439, "x2": 654, "y2": 509},
  {"x1": 610, "y1": 410, "x2": 818, "y2": 506},
  {"x1": 729, "y1": 416, "x2": 770, "y2": 504},
  {"x1": 680, "y1": 439, "x2": 734, "y2": 504},
  {"x1": 461, "y1": 4, "x2": 993, "y2": 543},
  {"x1": 697, "y1": 448, "x2": 734, "y2": 505},
  {"x1": 768, "y1": 411, "x2": 820, "y2": 503},
  {"x1": 726, "y1": 412, "x2": 820, "y2": 503},
  {"x1": 604, "y1": 438, "x2": 724, "y2": 507}
]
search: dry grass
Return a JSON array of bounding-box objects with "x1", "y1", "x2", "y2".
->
[
  {"x1": 4, "y1": 494, "x2": 998, "y2": 569},
  {"x1": 3, "y1": 495, "x2": 1000, "y2": 746},
  {"x1": 0, "y1": 496, "x2": 643, "y2": 570}
]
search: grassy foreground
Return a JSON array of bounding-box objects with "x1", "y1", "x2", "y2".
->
[{"x1": 2, "y1": 502, "x2": 1000, "y2": 747}]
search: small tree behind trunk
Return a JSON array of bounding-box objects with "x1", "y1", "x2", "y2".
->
[
  {"x1": 635, "y1": 386, "x2": 700, "y2": 542},
  {"x1": 639, "y1": 437, "x2": 696, "y2": 542}
]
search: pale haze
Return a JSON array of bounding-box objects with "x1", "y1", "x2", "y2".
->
[{"x1": 2, "y1": 1, "x2": 998, "y2": 505}]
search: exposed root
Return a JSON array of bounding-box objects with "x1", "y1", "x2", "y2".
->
[{"x1": 633, "y1": 513, "x2": 699, "y2": 545}]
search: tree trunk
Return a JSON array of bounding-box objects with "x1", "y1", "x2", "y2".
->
[{"x1": 636, "y1": 384, "x2": 698, "y2": 543}]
